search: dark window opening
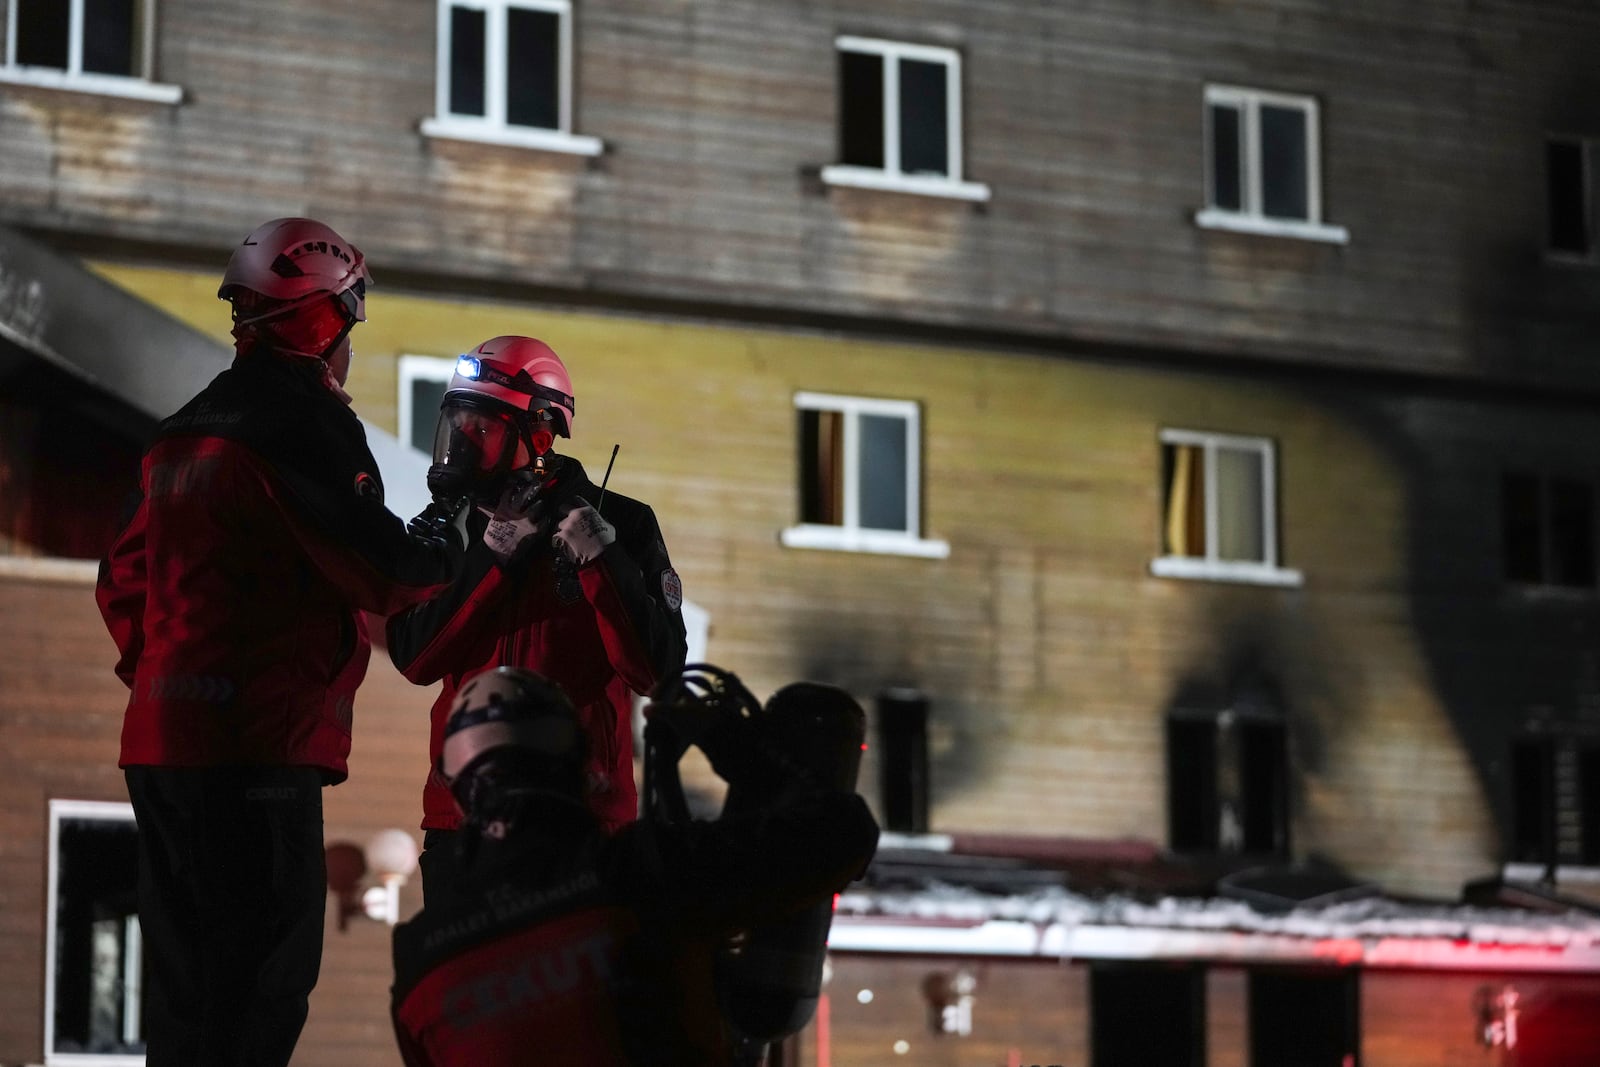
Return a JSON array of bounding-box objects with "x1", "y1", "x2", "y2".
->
[
  {"x1": 1167, "y1": 716, "x2": 1219, "y2": 851},
  {"x1": 1168, "y1": 710, "x2": 1288, "y2": 858},
  {"x1": 1239, "y1": 718, "x2": 1288, "y2": 854},
  {"x1": 1511, "y1": 734, "x2": 1600, "y2": 867},
  {"x1": 1548, "y1": 138, "x2": 1592, "y2": 256},
  {"x1": 876, "y1": 689, "x2": 929, "y2": 833},
  {"x1": 506, "y1": 7, "x2": 559, "y2": 129},
  {"x1": 1249, "y1": 970, "x2": 1359, "y2": 1067},
  {"x1": 1510, "y1": 736, "x2": 1554, "y2": 865},
  {"x1": 1549, "y1": 478, "x2": 1596, "y2": 587},
  {"x1": 1260, "y1": 103, "x2": 1310, "y2": 220},
  {"x1": 899, "y1": 57, "x2": 948, "y2": 177},
  {"x1": 838, "y1": 51, "x2": 884, "y2": 169},
  {"x1": 1503, "y1": 473, "x2": 1545, "y2": 583},
  {"x1": 1581, "y1": 747, "x2": 1600, "y2": 865},
  {"x1": 52, "y1": 813, "x2": 145, "y2": 1055},
  {"x1": 1208, "y1": 103, "x2": 1243, "y2": 212},
  {"x1": 1091, "y1": 965, "x2": 1204, "y2": 1067},
  {"x1": 82, "y1": 0, "x2": 137, "y2": 76},
  {"x1": 449, "y1": 5, "x2": 487, "y2": 118},
  {"x1": 16, "y1": 0, "x2": 71, "y2": 69},
  {"x1": 1502, "y1": 472, "x2": 1596, "y2": 588}
]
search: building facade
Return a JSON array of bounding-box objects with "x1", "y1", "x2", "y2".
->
[{"x1": 2, "y1": 0, "x2": 1600, "y2": 1064}]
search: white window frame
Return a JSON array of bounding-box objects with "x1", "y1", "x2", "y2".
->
[
  {"x1": 1151, "y1": 428, "x2": 1302, "y2": 587},
  {"x1": 821, "y1": 35, "x2": 990, "y2": 204},
  {"x1": 781, "y1": 391, "x2": 949, "y2": 559},
  {"x1": 1546, "y1": 134, "x2": 1597, "y2": 264},
  {"x1": 0, "y1": 0, "x2": 181, "y2": 103},
  {"x1": 420, "y1": 0, "x2": 602, "y2": 156},
  {"x1": 44, "y1": 798, "x2": 144, "y2": 1067},
  {"x1": 1195, "y1": 85, "x2": 1347, "y2": 245},
  {"x1": 398, "y1": 354, "x2": 458, "y2": 456}
]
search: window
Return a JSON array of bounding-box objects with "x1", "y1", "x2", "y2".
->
[
  {"x1": 46, "y1": 799, "x2": 145, "y2": 1062},
  {"x1": 1153, "y1": 429, "x2": 1301, "y2": 586},
  {"x1": 398, "y1": 355, "x2": 458, "y2": 455},
  {"x1": 1548, "y1": 136, "x2": 1595, "y2": 260},
  {"x1": 1502, "y1": 472, "x2": 1595, "y2": 588},
  {"x1": 1091, "y1": 965, "x2": 1204, "y2": 1067},
  {"x1": 820, "y1": 36, "x2": 990, "y2": 202},
  {"x1": 420, "y1": 0, "x2": 602, "y2": 155},
  {"x1": 1168, "y1": 706, "x2": 1289, "y2": 857},
  {"x1": 1509, "y1": 732, "x2": 1600, "y2": 868},
  {"x1": 1249, "y1": 970, "x2": 1359, "y2": 1067},
  {"x1": 1196, "y1": 85, "x2": 1347, "y2": 243},
  {"x1": 780, "y1": 392, "x2": 948, "y2": 558},
  {"x1": 1, "y1": 0, "x2": 181, "y2": 103}
]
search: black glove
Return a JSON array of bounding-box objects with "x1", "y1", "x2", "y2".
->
[
  {"x1": 644, "y1": 675, "x2": 776, "y2": 788},
  {"x1": 407, "y1": 497, "x2": 472, "y2": 554}
]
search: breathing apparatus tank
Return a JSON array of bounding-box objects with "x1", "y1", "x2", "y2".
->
[{"x1": 643, "y1": 666, "x2": 867, "y2": 1048}]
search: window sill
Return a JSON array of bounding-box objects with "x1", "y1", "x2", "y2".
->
[
  {"x1": 1150, "y1": 556, "x2": 1304, "y2": 587},
  {"x1": 781, "y1": 524, "x2": 951, "y2": 559},
  {"x1": 420, "y1": 117, "x2": 604, "y2": 157},
  {"x1": 1502, "y1": 862, "x2": 1600, "y2": 885},
  {"x1": 1194, "y1": 208, "x2": 1349, "y2": 245},
  {"x1": 821, "y1": 165, "x2": 991, "y2": 203},
  {"x1": 45, "y1": 1052, "x2": 146, "y2": 1066},
  {"x1": 0, "y1": 66, "x2": 182, "y2": 104}
]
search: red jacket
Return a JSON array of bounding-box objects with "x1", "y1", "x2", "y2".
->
[
  {"x1": 386, "y1": 458, "x2": 687, "y2": 831},
  {"x1": 96, "y1": 351, "x2": 463, "y2": 782}
]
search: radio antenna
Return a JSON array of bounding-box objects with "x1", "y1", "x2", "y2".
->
[{"x1": 596, "y1": 444, "x2": 620, "y2": 510}]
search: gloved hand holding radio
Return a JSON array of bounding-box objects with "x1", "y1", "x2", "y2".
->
[
  {"x1": 480, "y1": 469, "x2": 561, "y2": 565},
  {"x1": 551, "y1": 496, "x2": 616, "y2": 566}
]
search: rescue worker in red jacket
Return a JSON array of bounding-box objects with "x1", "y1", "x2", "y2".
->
[
  {"x1": 96, "y1": 217, "x2": 470, "y2": 1067},
  {"x1": 386, "y1": 335, "x2": 687, "y2": 900},
  {"x1": 390, "y1": 665, "x2": 879, "y2": 1067}
]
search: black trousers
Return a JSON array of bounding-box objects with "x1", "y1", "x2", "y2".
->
[
  {"x1": 125, "y1": 766, "x2": 326, "y2": 1067},
  {"x1": 418, "y1": 827, "x2": 461, "y2": 904}
]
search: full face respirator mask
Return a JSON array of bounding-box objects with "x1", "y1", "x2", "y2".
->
[{"x1": 426, "y1": 397, "x2": 557, "y2": 505}]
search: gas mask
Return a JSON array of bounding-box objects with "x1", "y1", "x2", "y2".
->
[{"x1": 426, "y1": 398, "x2": 557, "y2": 505}]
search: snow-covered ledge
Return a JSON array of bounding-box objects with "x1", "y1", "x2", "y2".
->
[{"x1": 0, "y1": 556, "x2": 99, "y2": 584}]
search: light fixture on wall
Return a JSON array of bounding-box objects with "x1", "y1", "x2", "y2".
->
[
  {"x1": 921, "y1": 969, "x2": 976, "y2": 1036},
  {"x1": 1474, "y1": 985, "x2": 1520, "y2": 1049},
  {"x1": 325, "y1": 829, "x2": 420, "y2": 931}
]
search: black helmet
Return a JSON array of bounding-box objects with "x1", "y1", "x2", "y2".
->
[{"x1": 440, "y1": 667, "x2": 587, "y2": 817}]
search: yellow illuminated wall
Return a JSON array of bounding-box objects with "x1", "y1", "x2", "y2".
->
[{"x1": 87, "y1": 260, "x2": 1494, "y2": 897}]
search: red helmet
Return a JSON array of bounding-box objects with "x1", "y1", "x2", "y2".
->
[
  {"x1": 425, "y1": 336, "x2": 577, "y2": 502},
  {"x1": 446, "y1": 335, "x2": 576, "y2": 438},
  {"x1": 217, "y1": 217, "x2": 372, "y2": 357}
]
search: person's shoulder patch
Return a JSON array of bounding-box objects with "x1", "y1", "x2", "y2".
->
[
  {"x1": 353, "y1": 471, "x2": 383, "y2": 503},
  {"x1": 660, "y1": 568, "x2": 683, "y2": 612}
]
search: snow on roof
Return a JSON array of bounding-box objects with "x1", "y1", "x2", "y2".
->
[
  {"x1": 830, "y1": 881, "x2": 1600, "y2": 970},
  {"x1": 838, "y1": 882, "x2": 1600, "y2": 946}
]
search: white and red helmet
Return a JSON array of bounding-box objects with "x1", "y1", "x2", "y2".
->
[
  {"x1": 441, "y1": 666, "x2": 588, "y2": 813},
  {"x1": 217, "y1": 217, "x2": 372, "y2": 358}
]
